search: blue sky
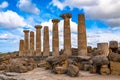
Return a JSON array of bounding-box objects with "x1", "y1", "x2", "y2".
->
[{"x1": 0, "y1": 0, "x2": 120, "y2": 52}]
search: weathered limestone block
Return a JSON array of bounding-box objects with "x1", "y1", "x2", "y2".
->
[
  {"x1": 53, "y1": 66, "x2": 67, "y2": 74},
  {"x1": 46, "y1": 54, "x2": 68, "y2": 69},
  {"x1": 43, "y1": 26, "x2": 50, "y2": 56},
  {"x1": 109, "y1": 41, "x2": 118, "y2": 53},
  {"x1": 35, "y1": 25, "x2": 42, "y2": 56},
  {"x1": 78, "y1": 14, "x2": 87, "y2": 56},
  {"x1": 67, "y1": 64, "x2": 79, "y2": 77},
  {"x1": 19, "y1": 39, "x2": 24, "y2": 56},
  {"x1": 52, "y1": 19, "x2": 60, "y2": 56},
  {"x1": 110, "y1": 61, "x2": 120, "y2": 75},
  {"x1": 87, "y1": 46, "x2": 93, "y2": 53},
  {"x1": 23, "y1": 30, "x2": 29, "y2": 56},
  {"x1": 97, "y1": 43, "x2": 109, "y2": 56},
  {"x1": 30, "y1": 31, "x2": 34, "y2": 56},
  {"x1": 60, "y1": 13, "x2": 72, "y2": 56}
]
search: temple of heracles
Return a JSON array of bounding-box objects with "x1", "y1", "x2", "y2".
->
[{"x1": 19, "y1": 13, "x2": 88, "y2": 57}]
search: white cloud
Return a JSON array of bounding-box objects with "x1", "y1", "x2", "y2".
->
[
  {"x1": 0, "y1": 32, "x2": 19, "y2": 42},
  {"x1": 17, "y1": 0, "x2": 40, "y2": 15},
  {"x1": 0, "y1": 10, "x2": 27, "y2": 28},
  {"x1": 50, "y1": 0, "x2": 120, "y2": 27},
  {"x1": 0, "y1": 1, "x2": 8, "y2": 9}
]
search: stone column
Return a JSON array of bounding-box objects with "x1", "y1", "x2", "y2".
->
[
  {"x1": 43, "y1": 26, "x2": 50, "y2": 56},
  {"x1": 30, "y1": 31, "x2": 34, "y2": 56},
  {"x1": 19, "y1": 39, "x2": 24, "y2": 56},
  {"x1": 78, "y1": 14, "x2": 87, "y2": 56},
  {"x1": 97, "y1": 43, "x2": 109, "y2": 56},
  {"x1": 35, "y1": 25, "x2": 42, "y2": 56},
  {"x1": 52, "y1": 19, "x2": 60, "y2": 56},
  {"x1": 60, "y1": 13, "x2": 72, "y2": 56},
  {"x1": 23, "y1": 30, "x2": 29, "y2": 56}
]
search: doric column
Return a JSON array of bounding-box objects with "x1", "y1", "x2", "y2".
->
[
  {"x1": 19, "y1": 39, "x2": 24, "y2": 56},
  {"x1": 30, "y1": 31, "x2": 34, "y2": 56},
  {"x1": 23, "y1": 30, "x2": 29, "y2": 56},
  {"x1": 60, "y1": 13, "x2": 72, "y2": 56},
  {"x1": 78, "y1": 14, "x2": 87, "y2": 56},
  {"x1": 52, "y1": 19, "x2": 60, "y2": 56},
  {"x1": 43, "y1": 26, "x2": 50, "y2": 56},
  {"x1": 97, "y1": 43, "x2": 109, "y2": 56},
  {"x1": 35, "y1": 25, "x2": 42, "y2": 56}
]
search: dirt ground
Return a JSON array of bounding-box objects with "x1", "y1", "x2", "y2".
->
[{"x1": 8, "y1": 68, "x2": 120, "y2": 80}]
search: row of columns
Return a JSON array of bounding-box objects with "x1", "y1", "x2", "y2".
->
[{"x1": 19, "y1": 13, "x2": 88, "y2": 57}]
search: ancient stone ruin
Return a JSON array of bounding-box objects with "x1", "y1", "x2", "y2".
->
[
  {"x1": 1, "y1": 13, "x2": 119, "y2": 77},
  {"x1": 17, "y1": 13, "x2": 120, "y2": 76},
  {"x1": 19, "y1": 13, "x2": 88, "y2": 57}
]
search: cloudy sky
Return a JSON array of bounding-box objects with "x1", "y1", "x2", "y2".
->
[{"x1": 0, "y1": 0, "x2": 120, "y2": 52}]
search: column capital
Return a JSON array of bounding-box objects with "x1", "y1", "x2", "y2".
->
[
  {"x1": 52, "y1": 19, "x2": 60, "y2": 23},
  {"x1": 44, "y1": 26, "x2": 48, "y2": 29},
  {"x1": 23, "y1": 30, "x2": 29, "y2": 33},
  {"x1": 60, "y1": 13, "x2": 72, "y2": 19},
  {"x1": 35, "y1": 25, "x2": 42, "y2": 29},
  {"x1": 78, "y1": 14, "x2": 85, "y2": 20}
]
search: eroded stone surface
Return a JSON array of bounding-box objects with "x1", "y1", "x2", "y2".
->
[
  {"x1": 35, "y1": 25, "x2": 42, "y2": 56},
  {"x1": 60, "y1": 13, "x2": 72, "y2": 56},
  {"x1": 43, "y1": 26, "x2": 50, "y2": 56},
  {"x1": 52, "y1": 19, "x2": 60, "y2": 56},
  {"x1": 78, "y1": 14, "x2": 87, "y2": 56}
]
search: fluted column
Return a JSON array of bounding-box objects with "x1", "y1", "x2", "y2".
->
[
  {"x1": 30, "y1": 31, "x2": 34, "y2": 56},
  {"x1": 35, "y1": 25, "x2": 42, "y2": 56},
  {"x1": 78, "y1": 14, "x2": 87, "y2": 56},
  {"x1": 60, "y1": 13, "x2": 72, "y2": 56},
  {"x1": 97, "y1": 43, "x2": 109, "y2": 56},
  {"x1": 52, "y1": 19, "x2": 60, "y2": 56},
  {"x1": 19, "y1": 39, "x2": 24, "y2": 56},
  {"x1": 43, "y1": 26, "x2": 50, "y2": 56},
  {"x1": 23, "y1": 30, "x2": 29, "y2": 56}
]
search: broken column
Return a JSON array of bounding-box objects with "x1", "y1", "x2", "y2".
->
[
  {"x1": 43, "y1": 26, "x2": 50, "y2": 56},
  {"x1": 52, "y1": 19, "x2": 60, "y2": 56},
  {"x1": 30, "y1": 31, "x2": 34, "y2": 56},
  {"x1": 23, "y1": 30, "x2": 29, "y2": 56},
  {"x1": 19, "y1": 39, "x2": 24, "y2": 56},
  {"x1": 60, "y1": 13, "x2": 72, "y2": 56},
  {"x1": 109, "y1": 41, "x2": 118, "y2": 53},
  {"x1": 78, "y1": 14, "x2": 87, "y2": 56},
  {"x1": 97, "y1": 43, "x2": 109, "y2": 56},
  {"x1": 35, "y1": 25, "x2": 42, "y2": 56}
]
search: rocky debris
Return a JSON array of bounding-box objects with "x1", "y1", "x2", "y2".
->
[
  {"x1": 67, "y1": 64, "x2": 79, "y2": 77},
  {"x1": 0, "y1": 57, "x2": 37, "y2": 73},
  {"x1": 2, "y1": 72, "x2": 20, "y2": 76},
  {"x1": 90, "y1": 49, "x2": 103, "y2": 57},
  {"x1": 108, "y1": 52, "x2": 120, "y2": 62},
  {"x1": 89, "y1": 55, "x2": 110, "y2": 74},
  {"x1": 71, "y1": 56, "x2": 91, "y2": 63},
  {"x1": 46, "y1": 54, "x2": 82, "y2": 77},
  {"x1": 109, "y1": 41, "x2": 118, "y2": 53},
  {"x1": 53, "y1": 66, "x2": 67, "y2": 74},
  {"x1": 7, "y1": 58, "x2": 37, "y2": 73},
  {"x1": 91, "y1": 55, "x2": 109, "y2": 65},
  {"x1": 70, "y1": 56, "x2": 91, "y2": 70},
  {"x1": 118, "y1": 48, "x2": 120, "y2": 54},
  {"x1": 87, "y1": 46, "x2": 93, "y2": 53},
  {"x1": 110, "y1": 61, "x2": 120, "y2": 75},
  {"x1": 37, "y1": 60, "x2": 47, "y2": 67},
  {"x1": 0, "y1": 75, "x2": 17, "y2": 80},
  {"x1": 46, "y1": 54, "x2": 68, "y2": 70}
]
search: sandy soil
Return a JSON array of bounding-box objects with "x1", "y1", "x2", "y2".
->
[{"x1": 8, "y1": 68, "x2": 120, "y2": 80}]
